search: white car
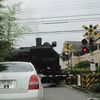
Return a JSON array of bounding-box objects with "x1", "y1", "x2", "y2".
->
[{"x1": 0, "y1": 62, "x2": 43, "y2": 100}]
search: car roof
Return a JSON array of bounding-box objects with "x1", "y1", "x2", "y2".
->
[
  {"x1": 0, "y1": 62, "x2": 35, "y2": 72},
  {"x1": 0, "y1": 61, "x2": 31, "y2": 64}
]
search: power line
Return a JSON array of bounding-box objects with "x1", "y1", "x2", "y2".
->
[
  {"x1": 17, "y1": 13, "x2": 100, "y2": 20},
  {"x1": 23, "y1": 29, "x2": 100, "y2": 35},
  {"x1": 17, "y1": 17, "x2": 100, "y2": 25},
  {"x1": 18, "y1": 17, "x2": 100, "y2": 22}
]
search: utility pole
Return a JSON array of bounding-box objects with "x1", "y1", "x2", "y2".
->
[{"x1": 97, "y1": 43, "x2": 100, "y2": 66}]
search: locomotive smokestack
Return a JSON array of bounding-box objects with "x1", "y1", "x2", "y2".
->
[{"x1": 36, "y1": 38, "x2": 42, "y2": 46}]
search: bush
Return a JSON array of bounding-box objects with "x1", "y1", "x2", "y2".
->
[
  {"x1": 89, "y1": 83, "x2": 100, "y2": 93},
  {"x1": 69, "y1": 68, "x2": 90, "y2": 74},
  {"x1": 74, "y1": 60, "x2": 90, "y2": 69},
  {"x1": 96, "y1": 66, "x2": 100, "y2": 72}
]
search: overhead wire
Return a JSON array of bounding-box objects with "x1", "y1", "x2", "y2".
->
[
  {"x1": 17, "y1": 17, "x2": 100, "y2": 22},
  {"x1": 16, "y1": 17, "x2": 100, "y2": 25},
  {"x1": 16, "y1": 13, "x2": 100, "y2": 20},
  {"x1": 23, "y1": 29, "x2": 100, "y2": 35},
  {"x1": 14, "y1": 2, "x2": 100, "y2": 34}
]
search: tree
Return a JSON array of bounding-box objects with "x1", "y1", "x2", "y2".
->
[
  {"x1": 0, "y1": 2, "x2": 31, "y2": 61},
  {"x1": 0, "y1": 0, "x2": 8, "y2": 61},
  {"x1": 2, "y1": 2, "x2": 31, "y2": 43}
]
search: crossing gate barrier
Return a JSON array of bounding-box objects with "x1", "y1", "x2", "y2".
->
[
  {"x1": 65, "y1": 73, "x2": 100, "y2": 87},
  {"x1": 66, "y1": 74, "x2": 77, "y2": 85},
  {"x1": 81, "y1": 72, "x2": 100, "y2": 89}
]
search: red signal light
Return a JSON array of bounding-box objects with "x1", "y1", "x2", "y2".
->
[{"x1": 82, "y1": 47, "x2": 88, "y2": 53}]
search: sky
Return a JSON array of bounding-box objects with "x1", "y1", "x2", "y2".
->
[{"x1": 5, "y1": 0, "x2": 100, "y2": 53}]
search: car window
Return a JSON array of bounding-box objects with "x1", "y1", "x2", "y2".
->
[{"x1": 0, "y1": 63, "x2": 33, "y2": 72}]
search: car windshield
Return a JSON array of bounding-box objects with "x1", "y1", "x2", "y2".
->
[{"x1": 0, "y1": 63, "x2": 33, "y2": 72}]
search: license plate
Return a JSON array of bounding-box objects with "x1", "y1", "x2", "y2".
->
[{"x1": 0, "y1": 80, "x2": 16, "y2": 89}]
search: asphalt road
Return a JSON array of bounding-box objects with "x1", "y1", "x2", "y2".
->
[{"x1": 43, "y1": 85, "x2": 100, "y2": 100}]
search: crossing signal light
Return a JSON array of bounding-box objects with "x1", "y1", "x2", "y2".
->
[
  {"x1": 81, "y1": 39, "x2": 88, "y2": 45},
  {"x1": 62, "y1": 52, "x2": 70, "y2": 61},
  {"x1": 82, "y1": 47, "x2": 88, "y2": 53}
]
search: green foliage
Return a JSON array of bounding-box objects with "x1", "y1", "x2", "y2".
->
[
  {"x1": 66, "y1": 67, "x2": 100, "y2": 74},
  {"x1": 0, "y1": 0, "x2": 4, "y2": 8},
  {"x1": 96, "y1": 66, "x2": 100, "y2": 72},
  {"x1": 74, "y1": 60, "x2": 90, "y2": 68},
  {"x1": 89, "y1": 83, "x2": 100, "y2": 93},
  {"x1": 2, "y1": 2, "x2": 31, "y2": 43},
  {"x1": 69, "y1": 61, "x2": 91, "y2": 74},
  {"x1": 69, "y1": 68, "x2": 90, "y2": 74},
  {"x1": 0, "y1": 41, "x2": 11, "y2": 62},
  {"x1": 0, "y1": 63, "x2": 8, "y2": 72},
  {"x1": 0, "y1": 1, "x2": 31, "y2": 62}
]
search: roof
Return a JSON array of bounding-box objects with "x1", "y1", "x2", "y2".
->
[{"x1": 66, "y1": 41, "x2": 82, "y2": 50}]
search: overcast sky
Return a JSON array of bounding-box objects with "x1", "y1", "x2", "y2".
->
[{"x1": 5, "y1": 0, "x2": 100, "y2": 53}]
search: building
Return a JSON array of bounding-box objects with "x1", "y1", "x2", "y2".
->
[{"x1": 61, "y1": 37, "x2": 100, "y2": 69}]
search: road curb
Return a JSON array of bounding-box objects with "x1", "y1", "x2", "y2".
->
[{"x1": 71, "y1": 85, "x2": 100, "y2": 98}]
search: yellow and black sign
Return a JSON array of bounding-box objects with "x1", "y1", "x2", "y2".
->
[
  {"x1": 81, "y1": 72, "x2": 100, "y2": 88},
  {"x1": 63, "y1": 42, "x2": 72, "y2": 54},
  {"x1": 82, "y1": 24, "x2": 99, "y2": 38}
]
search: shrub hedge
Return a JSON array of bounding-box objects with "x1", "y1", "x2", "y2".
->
[{"x1": 89, "y1": 83, "x2": 100, "y2": 93}]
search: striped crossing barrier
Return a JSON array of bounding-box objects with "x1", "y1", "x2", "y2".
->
[
  {"x1": 81, "y1": 73, "x2": 100, "y2": 89},
  {"x1": 65, "y1": 73, "x2": 100, "y2": 88}
]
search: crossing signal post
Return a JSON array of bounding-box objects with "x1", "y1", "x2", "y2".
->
[
  {"x1": 62, "y1": 42, "x2": 72, "y2": 61},
  {"x1": 89, "y1": 38, "x2": 94, "y2": 45},
  {"x1": 81, "y1": 24, "x2": 99, "y2": 53}
]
